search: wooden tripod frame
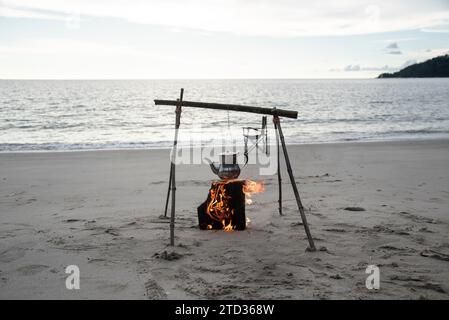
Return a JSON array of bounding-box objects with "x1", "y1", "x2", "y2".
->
[{"x1": 156, "y1": 89, "x2": 316, "y2": 251}]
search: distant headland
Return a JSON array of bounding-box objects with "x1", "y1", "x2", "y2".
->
[{"x1": 378, "y1": 54, "x2": 449, "y2": 78}]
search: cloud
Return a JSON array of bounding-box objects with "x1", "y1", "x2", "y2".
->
[
  {"x1": 380, "y1": 38, "x2": 417, "y2": 43},
  {"x1": 0, "y1": 38, "x2": 143, "y2": 56},
  {"x1": 344, "y1": 64, "x2": 361, "y2": 72},
  {"x1": 386, "y1": 42, "x2": 399, "y2": 49},
  {"x1": 334, "y1": 59, "x2": 424, "y2": 73},
  {"x1": 0, "y1": 4, "x2": 65, "y2": 20},
  {"x1": 339, "y1": 51, "x2": 448, "y2": 75},
  {"x1": 407, "y1": 47, "x2": 449, "y2": 61},
  {"x1": 421, "y1": 24, "x2": 449, "y2": 34},
  {"x1": 384, "y1": 42, "x2": 402, "y2": 54},
  {"x1": 1, "y1": 0, "x2": 449, "y2": 37},
  {"x1": 333, "y1": 64, "x2": 398, "y2": 72},
  {"x1": 362, "y1": 65, "x2": 396, "y2": 72}
]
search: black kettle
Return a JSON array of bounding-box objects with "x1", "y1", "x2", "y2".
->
[{"x1": 209, "y1": 152, "x2": 241, "y2": 180}]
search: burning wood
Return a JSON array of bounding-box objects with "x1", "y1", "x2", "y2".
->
[
  {"x1": 206, "y1": 182, "x2": 234, "y2": 230},
  {"x1": 197, "y1": 179, "x2": 264, "y2": 231}
]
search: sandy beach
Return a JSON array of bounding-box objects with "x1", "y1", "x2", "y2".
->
[{"x1": 0, "y1": 139, "x2": 448, "y2": 299}]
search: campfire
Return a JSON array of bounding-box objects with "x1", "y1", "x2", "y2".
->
[
  {"x1": 157, "y1": 89, "x2": 316, "y2": 250},
  {"x1": 198, "y1": 179, "x2": 264, "y2": 231}
]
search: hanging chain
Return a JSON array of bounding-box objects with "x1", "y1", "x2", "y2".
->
[{"x1": 225, "y1": 106, "x2": 231, "y2": 147}]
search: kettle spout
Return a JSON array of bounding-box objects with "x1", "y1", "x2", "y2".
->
[
  {"x1": 209, "y1": 162, "x2": 219, "y2": 175},
  {"x1": 206, "y1": 158, "x2": 220, "y2": 175}
]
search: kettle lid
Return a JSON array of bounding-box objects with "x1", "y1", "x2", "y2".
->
[{"x1": 219, "y1": 151, "x2": 238, "y2": 165}]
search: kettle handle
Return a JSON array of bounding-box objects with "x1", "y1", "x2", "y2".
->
[{"x1": 242, "y1": 152, "x2": 249, "y2": 167}]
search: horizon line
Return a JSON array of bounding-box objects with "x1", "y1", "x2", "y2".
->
[{"x1": 0, "y1": 77, "x2": 379, "y2": 81}]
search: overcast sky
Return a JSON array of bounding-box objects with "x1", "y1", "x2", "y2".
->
[{"x1": 1, "y1": 0, "x2": 449, "y2": 79}]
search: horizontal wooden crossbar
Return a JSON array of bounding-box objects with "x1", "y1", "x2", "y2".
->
[{"x1": 154, "y1": 99, "x2": 298, "y2": 119}]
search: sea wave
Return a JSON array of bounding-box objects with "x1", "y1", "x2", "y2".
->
[{"x1": 1, "y1": 78, "x2": 449, "y2": 152}]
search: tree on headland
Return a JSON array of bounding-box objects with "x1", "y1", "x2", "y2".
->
[{"x1": 378, "y1": 54, "x2": 449, "y2": 78}]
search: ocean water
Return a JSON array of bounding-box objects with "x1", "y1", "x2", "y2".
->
[{"x1": 1, "y1": 79, "x2": 449, "y2": 151}]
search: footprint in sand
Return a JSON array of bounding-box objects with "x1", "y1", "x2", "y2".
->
[
  {"x1": 420, "y1": 249, "x2": 449, "y2": 262},
  {"x1": 16, "y1": 264, "x2": 49, "y2": 276},
  {"x1": 144, "y1": 279, "x2": 167, "y2": 300},
  {"x1": 343, "y1": 207, "x2": 366, "y2": 212},
  {"x1": 324, "y1": 228, "x2": 346, "y2": 233},
  {"x1": 97, "y1": 282, "x2": 129, "y2": 294},
  {"x1": 149, "y1": 180, "x2": 165, "y2": 185},
  {"x1": 396, "y1": 211, "x2": 438, "y2": 224},
  {"x1": 0, "y1": 247, "x2": 27, "y2": 263}
]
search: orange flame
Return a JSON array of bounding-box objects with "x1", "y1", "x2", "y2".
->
[
  {"x1": 243, "y1": 180, "x2": 265, "y2": 205},
  {"x1": 206, "y1": 181, "x2": 235, "y2": 230},
  {"x1": 222, "y1": 219, "x2": 234, "y2": 232},
  {"x1": 205, "y1": 179, "x2": 264, "y2": 231}
]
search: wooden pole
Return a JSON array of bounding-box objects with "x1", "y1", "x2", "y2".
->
[
  {"x1": 274, "y1": 119, "x2": 282, "y2": 216},
  {"x1": 274, "y1": 115, "x2": 316, "y2": 251},
  {"x1": 154, "y1": 99, "x2": 298, "y2": 119},
  {"x1": 243, "y1": 130, "x2": 248, "y2": 159},
  {"x1": 262, "y1": 116, "x2": 269, "y2": 156},
  {"x1": 163, "y1": 167, "x2": 172, "y2": 217},
  {"x1": 169, "y1": 88, "x2": 183, "y2": 246},
  {"x1": 256, "y1": 134, "x2": 259, "y2": 159}
]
